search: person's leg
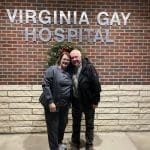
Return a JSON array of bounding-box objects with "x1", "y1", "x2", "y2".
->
[
  {"x1": 45, "y1": 109, "x2": 59, "y2": 150},
  {"x1": 58, "y1": 106, "x2": 69, "y2": 144},
  {"x1": 84, "y1": 108, "x2": 95, "y2": 149},
  {"x1": 71, "y1": 106, "x2": 82, "y2": 148}
]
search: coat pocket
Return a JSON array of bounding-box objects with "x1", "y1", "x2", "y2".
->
[{"x1": 39, "y1": 92, "x2": 48, "y2": 108}]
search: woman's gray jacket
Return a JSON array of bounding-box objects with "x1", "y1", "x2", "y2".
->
[{"x1": 42, "y1": 65, "x2": 72, "y2": 107}]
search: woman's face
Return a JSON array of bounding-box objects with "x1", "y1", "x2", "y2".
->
[{"x1": 60, "y1": 54, "x2": 70, "y2": 69}]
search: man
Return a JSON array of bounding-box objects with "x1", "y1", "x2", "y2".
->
[{"x1": 70, "y1": 49, "x2": 101, "y2": 150}]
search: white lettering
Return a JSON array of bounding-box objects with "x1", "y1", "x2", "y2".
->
[
  {"x1": 79, "y1": 11, "x2": 89, "y2": 24},
  {"x1": 25, "y1": 27, "x2": 36, "y2": 41},
  {"x1": 39, "y1": 28, "x2": 51, "y2": 42},
  {"x1": 110, "y1": 12, "x2": 120, "y2": 25},
  {"x1": 26, "y1": 9, "x2": 36, "y2": 23},
  {"x1": 19, "y1": 9, "x2": 23, "y2": 23},
  {"x1": 73, "y1": 11, "x2": 77, "y2": 24},
  {"x1": 60, "y1": 11, "x2": 71, "y2": 24},
  {"x1": 94, "y1": 29, "x2": 104, "y2": 42},
  {"x1": 84, "y1": 29, "x2": 94, "y2": 42},
  {"x1": 68, "y1": 28, "x2": 77, "y2": 42},
  {"x1": 54, "y1": 28, "x2": 65, "y2": 42},
  {"x1": 97, "y1": 12, "x2": 109, "y2": 25},
  {"x1": 6, "y1": 9, "x2": 17, "y2": 23},
  {"x1": 105, "y1": 29, "x2": 114, "y2": 43},
  {"x1": 39, "y1": 10, "x2": 51, "y2": 24},
  {"x1": 121, "y1": 12, "x2": 131, "y2": 25},
  {"x1": 54, "y1": 11, "x2": 57, "y2": 24}
]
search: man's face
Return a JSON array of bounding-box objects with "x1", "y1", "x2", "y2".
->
[{"x1": 70, "y1": 51, "x2": 81, "y2": 67}]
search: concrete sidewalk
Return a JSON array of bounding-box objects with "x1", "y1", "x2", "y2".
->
[{"x1": 0, "y1": 132, "x2": 150, "y2": 150}]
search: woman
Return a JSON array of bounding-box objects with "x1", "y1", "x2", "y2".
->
[{"x1": 42, "y1": 52, "x2": 72, "y2": 150}]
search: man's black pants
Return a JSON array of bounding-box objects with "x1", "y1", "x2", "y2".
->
[
  {"x1": 45, "y1": 107, "x2": 69, "y2": 150},
  {"x1": 71, "y1": 106, "x2": 95, "y2": 147}
]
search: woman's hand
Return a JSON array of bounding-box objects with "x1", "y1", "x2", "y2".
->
[{"x1": 49, "y1": 102, "x2": 56, "y2": 112}]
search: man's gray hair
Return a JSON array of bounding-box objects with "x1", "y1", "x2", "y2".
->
[{"x1": 70, "y1": 49, "x2": 82, "y2": 57}]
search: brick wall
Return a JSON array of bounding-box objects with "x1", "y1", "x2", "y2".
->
[
  {"x1": 0, "y1": 0, "x2": 150, "y2": 133},
  {"x1": 0, "y1": 0, "x2": 149, "y2": 85}
]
